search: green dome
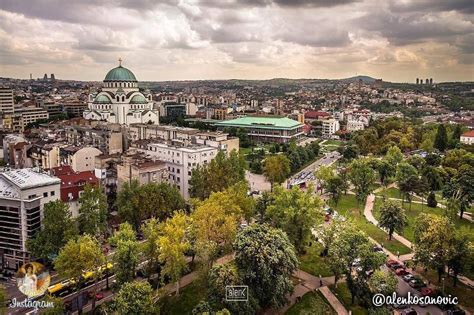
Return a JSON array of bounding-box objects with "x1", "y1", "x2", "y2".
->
[
  {"x1": 130, "y1": 94, "x2": 148, "y2": 104},
  {"x1": 104, "y1": 65, "x2": 137, "y2": 82},
  {"x1": 94, "y1": 94, "x2": 112, "y2": 104}
]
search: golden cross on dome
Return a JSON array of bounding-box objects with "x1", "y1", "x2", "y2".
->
[{"x1": 118, "y1": 57, "x2": 122, "y2": 66}]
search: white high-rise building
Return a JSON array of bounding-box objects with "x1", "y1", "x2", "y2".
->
[
  {"x1": 0, "y1": 88, "x2": 14, "y2": 115},
  {"x1": 83, "y1": 59, "x2": 159, "y2": 125},
  {"x1": 138, "y1": 141, "x2": 218, "y2": 199},
  {"x1": 322, "y1": 119, "x2": 340, "y2": 137},
  {"x1": 0, "y1": 168, "x2": 60, "y2": 269}
]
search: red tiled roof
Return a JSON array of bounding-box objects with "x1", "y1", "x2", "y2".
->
[
  {"x1": 462, "y1": 130, "x2": 474, "y2": 138},
  {"x1": 55, "y1": 170, "x2": 98, "y2": 202},
  {"x1": 50, "y1": 165, "x2": 74, "y2": 176},
  {"x1": 304, "y1": 111, "x2": 330, "y2": 119}
]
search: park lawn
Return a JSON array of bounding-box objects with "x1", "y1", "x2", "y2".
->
[
  {"x1": 322, "y1": 140, "x2": 343, "y2": 146},
  {"x1": 329, "y1": 283, "x2": 368, "y2": 315},
  {"x1": 416, "y1": 267, "x2": 474, "y2": 313},
  {"x1": 373, "y1": 199, "x2": 474, "y2": 244},
  {"x1": 375, "y1": 187, "x2": 422, "y2": 202},
  {"x1": 285, "y1": 290, "x2": 337, "y2": 315},
  {"x1": 159, "y1": 281, "x2": 207, "y2": 315},
  {"x1": 299, "y1": 242, "x2": 333, "y2": 277},
  {"x1": 330, "y1": 194, "x2": 412, "y2": 255}
]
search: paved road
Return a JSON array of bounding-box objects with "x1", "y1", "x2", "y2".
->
[{"x1": 288, "y1": 151, "x2": 341, "y2": 188}]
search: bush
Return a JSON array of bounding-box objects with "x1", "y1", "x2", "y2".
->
[{"x1": 427, "y1": 191, "x2": 437, "y2": 208}]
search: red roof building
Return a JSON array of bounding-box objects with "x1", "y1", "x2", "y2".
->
[
  {"x1": 304, "y1": 111, "x2": 330, "y2": 120},
  {"x1": 50, "y1": 166, "x2": 99, "y2": 216}
]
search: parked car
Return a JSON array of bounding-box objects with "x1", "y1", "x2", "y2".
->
[
  {"x1": 402, "y1": 308, "x2": 417, "y2": 315},
  {"x1": 395, "y1": 268, "x2": 409, "y2": 276},
  {"x1": 402, "y1": 273, "x2": 415, "y2": 282},
  {"x1": 95, "y1": 292, "x2": 105, "y2": 300},
  {"x1": 390, "y1": 263, "x2": 404, "y2": 270},
  {"x1": 420, "y1": 287, "x2": 435, "y2": 297},
  {"x1": 409, "y1": 277, "x2": 426, "y2": 288},
  {"x1": 386, "y1": 259, "x2": 398, "y2": 267}
]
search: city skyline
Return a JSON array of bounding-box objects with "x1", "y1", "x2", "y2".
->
[{"x1": 0, "y1": 0, "x2": 473, "y2": 82}]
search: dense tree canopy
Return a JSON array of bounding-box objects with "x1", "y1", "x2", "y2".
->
[
  {"x1": 234, "y1": 224, "x2": 298, "y2": 309},
  {"x1": 27, "y1": 200, "x2": 78, "y2": 263},
  {"x1": 189, "y1": 150, "x2": 246, "y2": 200}
]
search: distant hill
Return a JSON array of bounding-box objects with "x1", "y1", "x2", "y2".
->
[{"x1": 341, "y1": 75, "x2": 379, "y2": 83}]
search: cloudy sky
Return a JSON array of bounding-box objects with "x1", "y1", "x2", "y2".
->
[{"x1": 0, "y1": 0, "x2": 473, "y2": 82}]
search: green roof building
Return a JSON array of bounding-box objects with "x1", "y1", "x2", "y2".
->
[{"x1": 214, "y1": 116, "x2": 304, "y2": 143}]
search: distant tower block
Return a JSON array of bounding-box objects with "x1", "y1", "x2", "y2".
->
[
  {"x1": 425, "y1": 78, "x2": 429, "y2": 84},
  {"x1": 416, "y1": 78, "x2": 419, "y2": 84},
  {"x1": 429, "y1": 78, "x2": 433, "y2": 85},
  {"x1": 43, "y1": 73, "x2": 48, "y2": 80},
  {"x1": 51, "y1": 73, "x2": 55, "y2": 80},
  {"x1": 30, "y1": 73, "x2": 32, "y2": 80}
]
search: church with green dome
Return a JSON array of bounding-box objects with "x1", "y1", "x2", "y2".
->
[{"x1": 83, "y1": 59, "x2": 159, "y2": 125}]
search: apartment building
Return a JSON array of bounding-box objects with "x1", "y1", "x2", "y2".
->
[
  {"x1": 116, "y1": 152, "x2": 168, "y2": 190},
  {"x1": 3, "y1": 107, "x2": 49, "y2": 132},
  {"x1": 0, "y1": 88, "x2": 14, "y2": 115},
  {"x1": 134, "y1": 140, "x2": 218, "y2": 199},
  {"x1": 0, "y1": 168, "x2": 60, "y2": 269},
  {"x1": 346, "y1": 120, "x2": 365, "y2": 132},
  {"x1": 322, "y1": 119, "x2": 340, "y2": 137}
]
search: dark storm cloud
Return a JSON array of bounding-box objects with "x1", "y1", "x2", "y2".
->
[
  {"x1": 273, "y1": 0, "x2": 360, "y2": 8},
  {"x1": 389, "y1": 0, "x2": 474, "y2": 14},
  {"x1": 356, "y1": 11, "x2": 474, "y2": 45},
  {"x1": 198, "y1": 0, "x2": 359, "y2": 8}
]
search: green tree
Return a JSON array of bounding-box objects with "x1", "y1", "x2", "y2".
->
[
  {"x1": 396, "y1": 162, "x2": 418, "y2": 206},
  {"x1": 192, "y1": 183, "x2": 253, "y2": 267},
  {"x1": 263, "y1": 154, "x2": 290, "y2": 190},
  {"x1": 110, "y1": 223, "x2": 140, "y2": 285},
  {"x1": 443, "y1": 165, "x2": 474, "y2": 218},
  {"x1": 158, "y1": 211, "x2": 190, "y2": 295},
  {"x1": 427, "y1": 191, "x2": 438, "y2": 208},
  {"x1": 140, "y1": 182, "x2": 185, "y2": 221},
  {"x1": 0, "y1": 285, "x2": 6, "y2": 315},
  {"x1": 55, "y1": 235, "x2": 105, "y2": 314},
  {"x1": 234, "y1": 224, "x2": 298, "y2": 309},
  {"x1": 447, "y1": 228, "x2": 472, "y2": 287},
  {"x1": 207, "y1": 263, "x2": 258, "y2": 314},
  {"x1": 41, "y1": 295, "x2": 65, "y2": 315},
  {"x1": 348, "y1": 158, "x2": 377, "y2": 205},
  {"x1": 265, "y1": 186, "x2": 323, "y2": 254},
  {"x1": 385, "y1": 145, "x2": 403, "y2": 165},
  {"x1": 327, "y1": 224, "x2": 385, "y2": 303},
  {"x1": 114, "y1": 281, "x2": 157, "y2": 314},
  {"x1": 27, "y1": 200, "x2": 78, "y2": 264},
  {"x1": 117, "y1": 180, "x2": 143, "y2": 231},
  {"x1": 414, "y1": 214, "x2": 454, "y2": 282},
  {"x1": 189, "y1": 150, "x2": 246, "y2": 199},
  {"x1": 368, "y1": 270, "x2": 398, "y2": 295},
  {"x1": 326, "y1": 175, "x2": 344, "y2": 209},
  {"x1": 378, "y1": 200, "x2": 407, "y2": 240},
  {"x1": 77, "y1": 183, "x2": 108, "y2": 237},
  {"x1": 141, "y1": 218, "x2": 161, "y2": 280},
  {"x1": 434, "y1": 124, "x2": 448, "y2": 152}
]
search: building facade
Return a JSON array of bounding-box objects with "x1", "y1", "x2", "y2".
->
[
  {"x1": 0, "y1": 88, "x2": 14, "y2": 115},
  {"x1": 83, "y1": 60, "x2": 159, "y2": 125},
  {"x1": 214, "y1": 116, "x2": 304, "y2": 143},
  {"x1": 322, "y1": 119, "x2": 340, "y2": 137},
  {"x1": 0, "y1": 168, "x2": 60, "y2": 269}
]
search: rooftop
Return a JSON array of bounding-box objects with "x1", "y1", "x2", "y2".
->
[
  {"x1": 0, "y1": 168, "x2": 60, "y2": 190},
  {"x1": 462, "y1": 130, "x2": 474, "y2": 137},
  {"x1": 214, "y1": 116, "x2": 303, "y2": 130}
]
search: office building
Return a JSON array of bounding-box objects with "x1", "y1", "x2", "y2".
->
[
  {"x1": 0, "y1": 168, "x2": 60, "y2": 269},
  {"x1": 0, "y1": 88, "x2": 14, "y2": 115}
]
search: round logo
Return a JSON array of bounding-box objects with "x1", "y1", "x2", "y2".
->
[{"x1": 16, "y1": 262, "x2": 50, "y2": 298}]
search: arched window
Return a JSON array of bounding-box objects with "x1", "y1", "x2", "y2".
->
[
  {"x1": 116, "y1": 96, "x2": 120, "y2": 102},
  {"x1": 122, "y1": 95, "x2": 125, "y2": 102}
]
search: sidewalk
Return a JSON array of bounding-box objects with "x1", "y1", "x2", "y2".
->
[{"x1": 319, "y1": 286, "x2": 349, "y2": 315}]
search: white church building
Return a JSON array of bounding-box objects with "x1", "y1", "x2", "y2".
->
[{"x1": 83, "y1": 59, "x2": 159, "y2": 125}]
